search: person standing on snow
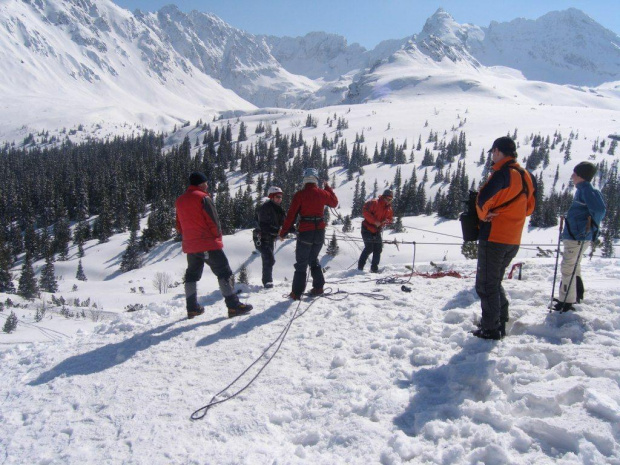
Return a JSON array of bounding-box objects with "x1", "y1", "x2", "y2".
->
[
  {"x1": 279, "y1": 168, "x2": 338, "y2": 300},
  {"x1": 357, "y1": 189, "x2": 394, "y2": 272},
  {"x1": 474, "y1": 137, "x2": 536, "y2": 340},
  {"x1": 175, "y1": 172, "x2": 253, "y2": 319},
  {"x1": 256, "y1": 186, "x2": 286, "y2": 288},
  {"x1": 553, "y1": 161, "x2": 606, "y2": 312}
]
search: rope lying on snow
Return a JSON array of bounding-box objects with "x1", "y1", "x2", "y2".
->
[{"x1": 190, "y1": 286, "x2": 385, "y2": 420}]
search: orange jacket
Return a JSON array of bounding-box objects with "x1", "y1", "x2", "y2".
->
[
  {"x1": 476, "y1": 157, "x2": 536, "y2": 245},
  {"x1": 362, "y1": 197, "x2": 394, "y2": 233}
]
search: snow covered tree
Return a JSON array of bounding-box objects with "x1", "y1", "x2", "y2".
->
[
  {"x1": 392, "y1": 216, "x2": 405, "y2": 233},
  {"x1": 326, "y1": 232, "x2": 339, "y2": 256},
  {"x1": 342, "y1": 215, "x2": 353, "y2": 233},
  {"x1": 3, "y1": 311, "x2": 17, "y2": 333},
  {"x1": 238, "y1": 265, "x2": 249, "y2": 285},
  {"x1": 120, "y1": 230, "x2": 142, "y2": 272},
  {"x1": 17, "y1": 252, "x2": 38, "y2": 299},
  {"x1": 76, "y1": 259, "x2": 87, "y2": 281},
  {"x1": 0, "y1": 239, "x2": 15, "y2": 293},
  {"x1": 39, "y1": 253, "x2": 58, "y2": 293}
]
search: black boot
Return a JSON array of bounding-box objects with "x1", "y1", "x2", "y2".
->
[
  {"x1": 553, "y1": 299, "x2": 575, "y2": 312},
  {"x1": 472, "y1": 327, "x2": 502, "y2": 340}
]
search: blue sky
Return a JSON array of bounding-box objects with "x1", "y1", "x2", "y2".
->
[{"x1": 114, "y1": 0, "x2": 619, "y2": 49}]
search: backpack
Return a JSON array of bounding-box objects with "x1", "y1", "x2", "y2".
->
[
  {"x1": 459, "y1": 165, "x2": 531, "y2": 242},
  {"x1": 252, "y1": 204, "x2": 262, "y2": 249},
  {"x1": 459, "y1": 190, "x2": 480, "y2": 242}
]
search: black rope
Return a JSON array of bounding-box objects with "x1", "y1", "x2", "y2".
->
[
  {"x1": 190, "y1": 283, "x2": 386, "y2": 420},
  {"x1": 190, "y1": 288, "x2": 314, "y2": 420}
]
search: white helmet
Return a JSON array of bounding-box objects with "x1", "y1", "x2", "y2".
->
[{"x1": 267, "y1": 186, "x2": 283, "y2": 197}]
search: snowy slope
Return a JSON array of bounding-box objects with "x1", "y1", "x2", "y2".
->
[
  {"x1": 1, "y1": 89, "x2": 620, "y2": 463},
  {"x1": 1, "y1": 216, "x2": 619, "y2": 464}
]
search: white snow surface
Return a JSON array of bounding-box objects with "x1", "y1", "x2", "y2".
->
[{"x1": 1, "y1": 213, "x2": 620, "y2": 464}]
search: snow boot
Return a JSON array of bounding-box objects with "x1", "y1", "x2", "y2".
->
[
  {"x1": 187, "y1": 307, "x2": 205, "y2": 320},
  {"x1": 225, "y1": 295, "x2": 252, "y2": 318},
  {"x1": 187, "y1": 294, "x2": 204, "y2": 319},
  {"x1": 264, "y1": 282, "x2": 274, "y2": 289},
  {"x1": 552, "y1": 299, "x2": 575, "y2": 313},
  {"x1": 472, "y1": 327, "x2": 502, "y2": 340},
  {"x1": 289, "y1": 292, "x2": 301, "y2": 301},
  {"x1": 308, "y1": 288, "x2": 324, "y2": 296}
]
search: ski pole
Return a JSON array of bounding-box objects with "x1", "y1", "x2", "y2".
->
[{"x1": 549, "y1": 216, "x2": 564, "y2": 311}]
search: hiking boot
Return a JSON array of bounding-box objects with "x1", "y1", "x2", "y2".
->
[
  {"x1": 264, "y1": 282, "x2": 274, "y2": 289},
  {"x1": 289, "y1": 292, "x2": 301, "y2": 301},
  {"x1": 187, "y1": 306, "x2": 205, "y2": 320},
  {"x1": 309, "y1": 288, "x2": 324, "y2": 296},
  {"x1": 227, "y1": 301, "x2": 253, "y2": 318},
  {"x1": 553, "y1": 299, "x2": 575, "y2": 312},
  {"x1": 370, "y1": 267, "x2": 380, "y2": 273},
  {"x1": 472, "y1": 327, "x2": 502, "y2": 340}
]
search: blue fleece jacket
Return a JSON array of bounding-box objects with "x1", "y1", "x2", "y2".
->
[{"x1": 562, "y1": 181, "x2": 606, "y2": 241}]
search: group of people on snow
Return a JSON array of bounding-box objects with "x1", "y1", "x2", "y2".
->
[{"x1": 174, "y1": 136, "x2": 606, "y2": 342}]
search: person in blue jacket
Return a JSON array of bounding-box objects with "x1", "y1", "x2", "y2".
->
[{"x1": 554, "y1": 161, "x2": 606, "y2": 312}]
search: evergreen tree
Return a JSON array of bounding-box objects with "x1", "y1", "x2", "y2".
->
[
  {"x1": 120, "y1": 230, "x2": 142, "y2": 272},
  {"x1": 3, "y1": 311, "x2": 18, "y2": 333},
  {"x1": 326, "y1": 232, "x2": 340, "y2": 256},
  {"x1": 17, "y1": 252, "x2": 39, "y2": 299},
  {"x1": 392, "y1": 216, "x2": 404, "y2": 233},
  {"x1": 0, "y1": 241, "x2": 15, "y2": 293},
  {"x1": 76, "y1": 259, "x2": 87, "y2": 281},
  {"x1": 342, "y1": 215, "x2": 353, "y2": 233},
  {"x1": 238, "y1": 265, "x2": 249, "y2": 284},
  {"x1": 237, "y1": 121, "x2": 247, "y2": 142},
  {"x1": 39, "y1": 252, "x2": 58, "y2": 293}
]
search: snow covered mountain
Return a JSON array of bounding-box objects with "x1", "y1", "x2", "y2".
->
[
  {"x1": 1, "y1": 1, "x2": 619, "y2": 141},
  {"x1": 469, "y1": 8, "x2": 620, "y2": 87}
]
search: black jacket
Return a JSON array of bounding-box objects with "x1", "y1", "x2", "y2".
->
[{"x1": 256, "y1": 200, "x2": 286, "y2": 239}]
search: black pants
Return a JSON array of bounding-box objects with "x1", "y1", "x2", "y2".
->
[
  {"x1": 185, "y1": 249, "x2": 235, "y2": 299},
  {"x1": 475, "y1": 240, "x2": 519, "y2": 331},
  {"x1": 358, "y1": 225, "x2": 383, "y2": 271},
  {"x1": 259, "y1": 239, "x2": 276, "y2": 285},
  {"x1": 292, "y1": 229, "x2": 325, "y2": 296}
]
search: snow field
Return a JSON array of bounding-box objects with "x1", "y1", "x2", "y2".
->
[{"x1": 1, "y1": 222, "x2": 619, "y2": 464}]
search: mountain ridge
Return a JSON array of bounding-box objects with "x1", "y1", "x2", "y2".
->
[{"x1": 1, "y1": 1, "x2": 619, "y2": 140}]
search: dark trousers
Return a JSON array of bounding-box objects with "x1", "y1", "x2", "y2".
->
[
  {"x1": 475, "y1": 240, "x2": 519, "y2": 331},
  {"x1": 292, "y1": 229, "x2": 325, "y2": 295},
  {"x1": 259, "y1": 239, "x2": 276, "y2": 285},
  {"x1": 358, "y1": 225, "x2": 383, "y2": 271},
  {"x1": 185, "y1": 249, "x2": 235, "y2": 300}
]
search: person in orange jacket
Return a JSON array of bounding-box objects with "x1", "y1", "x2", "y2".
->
[
  {"x1": 357, "y1": 190, "x2": 394, "y2": 272},
  {"x1": 279, "y1": 168, "x2": 338, "y2": 299},
  {"x1": 473, "y1": 137, "x2": 536, "y2": 340}
]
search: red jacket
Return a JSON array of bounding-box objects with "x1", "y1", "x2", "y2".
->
[
  {"x1": 175, "y1": 186, "x2": 224, "y2": 253},
  {"x1": 362, "y1": 197, "x2": 394, "y2": 233},
  {"x1": 280, "y1": 184, "x2": 338, "y2": 236}
]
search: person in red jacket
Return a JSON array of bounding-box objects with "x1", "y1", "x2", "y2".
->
[
  {"x1": 279, "y1": 168, "x2": 338, "y2": 299},
  {"x1": 175, "y1": 172, "x2": 253, "y2": 319},
  {"x1": 358, "y1": 190, "x2": 394, "y2": 272}
]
